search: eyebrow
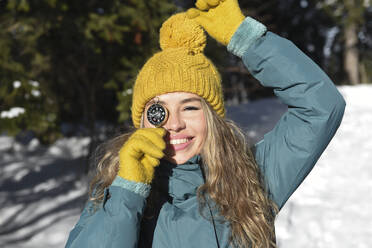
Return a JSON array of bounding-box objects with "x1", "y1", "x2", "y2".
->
[
  {"x1": 146, "y1": 97, "x2": 201, "y2": 106},
  {"x1": 180, "y1": 97, "x2": 201, "y2": 104}
]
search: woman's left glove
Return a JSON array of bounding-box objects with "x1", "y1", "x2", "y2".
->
[{"x1": 186, "y1": 0, "x2": 245, "y2": 46}]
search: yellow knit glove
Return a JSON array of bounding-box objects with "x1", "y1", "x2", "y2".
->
[
  {"x1": 186, "y1": 0, "x2": 245, "y2": 46},
  {"x1": 118, "y1": 128, "x2": 166, "y2": 184}
]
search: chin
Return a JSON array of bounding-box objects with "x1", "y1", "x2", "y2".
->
[{"x1": 164, "y1": 154, "x2": 193, "y2": 165}]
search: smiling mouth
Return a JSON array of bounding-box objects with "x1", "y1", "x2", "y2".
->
[
  {"x1": 168, "y1": 138, "x2": 191, "y2": 145},
  {"x1": 166, "y1": 137, "x2": 194, "y2": 152}
]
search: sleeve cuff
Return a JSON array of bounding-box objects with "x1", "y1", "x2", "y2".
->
[
  {"x1": 111, "y1": 176, "x2": 151, "y2": 198},
  {"x1": 227, "y1": 16, "x2": 267, "y2": 57}
]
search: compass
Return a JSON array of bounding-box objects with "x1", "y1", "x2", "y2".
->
[{"x1": 146, "y1": 103, "x2": 168, "y2": 127}]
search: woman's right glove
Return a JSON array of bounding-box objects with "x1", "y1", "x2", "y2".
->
[{"x1": 118, "y1": 128, "x2": 166, "y2": 184}]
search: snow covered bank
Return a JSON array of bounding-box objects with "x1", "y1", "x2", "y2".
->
[
  {"x1": 0, "y1": 85, "x2": 371, "y2": 247},
  {"x1": 274, "y1": 85, "x2": 372, "y2": 248},
  {"x1": 0, "y1": 137, "x2": 90, "y2": 247}
]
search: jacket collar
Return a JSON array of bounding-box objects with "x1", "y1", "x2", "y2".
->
[{"x1": 155, "y1": 155, "x2": 205, "y2": 204}]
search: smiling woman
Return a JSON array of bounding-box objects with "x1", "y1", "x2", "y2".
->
[
  {"x1": 65, "y1": 0, "x2": 345, "y2": 247},
  {"x1": 143, "y1": 92, "x2": 207, "y2": 165}
]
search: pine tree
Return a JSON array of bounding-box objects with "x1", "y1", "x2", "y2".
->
[
  {"x1": 316, "y1": 0, "x2": 371, "y2": 84},
  {"x1": 0, "y1": 0, "x2": 177, "y2": 144}
]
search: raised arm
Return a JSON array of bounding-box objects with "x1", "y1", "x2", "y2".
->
[
  {"x1": 187, "y1": 0, "x2": 346, "y2": 210},
  {"x1": 228, "y1": 21, "x2": 346, "y2": 210}
]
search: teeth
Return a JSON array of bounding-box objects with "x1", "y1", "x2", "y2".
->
[{"x1": 169, "y1": 138, "x2": 189, "y2": 145}]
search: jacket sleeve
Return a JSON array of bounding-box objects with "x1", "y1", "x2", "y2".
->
[
  {"x1": 65, "y1": 184, "x2": 146, "y2": 248},
  {"x1": 228, "y1": 20, "x2": 346, "y2": 210}
]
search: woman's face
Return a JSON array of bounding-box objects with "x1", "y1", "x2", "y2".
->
[{"x1": 144, "y1": 92, "x2": 207, "y2": 165}]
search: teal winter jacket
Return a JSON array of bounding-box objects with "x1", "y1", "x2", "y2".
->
[{"x1": 66, "y1": 17, "x2": 346, "y2": 248}]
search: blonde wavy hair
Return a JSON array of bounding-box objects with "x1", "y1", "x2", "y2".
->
[
  {"x1": 88, "y1": 98, "x2": 278, "y2": 248},
  {"x1": 199, "y1": 99, "x2": 278, "y2": 247}
]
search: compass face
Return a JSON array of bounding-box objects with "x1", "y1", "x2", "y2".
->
[{"x1": 147, "y1": 103, "x2": 168, "y2": 126}]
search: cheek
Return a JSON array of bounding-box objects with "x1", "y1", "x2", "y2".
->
[{"x1": 194, "y1": 112, "x2": 207, "y2": 142}]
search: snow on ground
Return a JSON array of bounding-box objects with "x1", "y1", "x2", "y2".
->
[
  {"x1": 0, "y1": 137, "x2": 90, "y2": 248},
  {"x1": 274, "y1": 85, "x2": 372, "y2": 248},
  {"x1": 0, "y1": 85, "x2": 371, "y2": 247}
]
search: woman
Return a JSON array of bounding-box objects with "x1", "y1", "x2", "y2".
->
[{"x1": 66, "y1": 0, "x2": 346, "y2": 247}]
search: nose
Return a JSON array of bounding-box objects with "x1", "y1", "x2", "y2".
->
[{"x1": 163, "y1": 111, "x2": 185, "y2": 132}]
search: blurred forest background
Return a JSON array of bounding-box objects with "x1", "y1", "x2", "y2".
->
[{"x1": 1, "y1": 0, "x2": 371, "y2": 161}]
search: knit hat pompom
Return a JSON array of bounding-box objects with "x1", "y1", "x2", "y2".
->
[{"x1": 160, "y1": 13, "x2": 206, "y2": 54}]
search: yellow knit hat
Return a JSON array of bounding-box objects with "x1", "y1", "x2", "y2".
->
[{"x1": 131, "y1": 13, "x2": 225, "y2": 128}]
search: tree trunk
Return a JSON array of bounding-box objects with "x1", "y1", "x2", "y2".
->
[{"x1": 344, "y1": 22, "x2": 360, "y2": 85}]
